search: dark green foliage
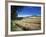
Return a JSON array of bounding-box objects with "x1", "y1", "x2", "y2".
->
[
  {"x1": 11, "y1": 6, "x2": 17, "y2": 20},
  {"x1": 11, "y1": 6, "x2": 24, "y2": 20}
]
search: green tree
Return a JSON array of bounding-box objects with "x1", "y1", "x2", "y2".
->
[{"x1": 11, "y1": 6, "x2": 24, "y2": 20}]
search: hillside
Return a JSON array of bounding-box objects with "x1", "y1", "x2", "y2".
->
[{"x1": 11, "y1": 16, "x2": 41, "y2": 31}]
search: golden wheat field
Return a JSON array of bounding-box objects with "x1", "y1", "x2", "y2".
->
[{"x1": 11, "y1": 16, "x2": 41, "y2": 31}]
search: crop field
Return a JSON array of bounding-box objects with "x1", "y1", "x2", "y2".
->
[{"x1": 11, "y1": 16, "x2": 41, "y2": 31}]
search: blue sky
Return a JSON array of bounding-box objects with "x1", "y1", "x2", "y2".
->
[{"x1": 16, "y1": 6, "x2": 41, "y2": 17}]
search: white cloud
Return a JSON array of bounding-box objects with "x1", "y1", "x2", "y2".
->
[{"x1": 18, "y1": 15, "x2": 32, "y2": 17}]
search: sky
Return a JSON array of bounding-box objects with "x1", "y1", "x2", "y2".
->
[{"x1": 12, "y1": 6, "x2": 41, "y2": 17}]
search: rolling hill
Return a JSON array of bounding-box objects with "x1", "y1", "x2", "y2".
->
[{"x1": 11, "y1": 16, "x2": 41, "y2": 31}]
